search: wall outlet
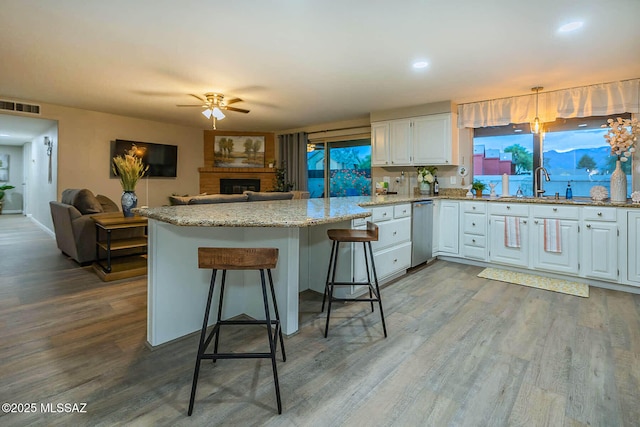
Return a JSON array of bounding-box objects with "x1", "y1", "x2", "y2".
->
[{"x1": 450, "y1": 176, "x2": 457, "y2": 185}]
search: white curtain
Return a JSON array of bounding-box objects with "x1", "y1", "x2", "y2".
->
[
  {"x1": 278, "y1": 132, "x2": 308, "y2": 191},
  {"x1": 458, "y1": 78, "x2": 640, "y2": 128}
]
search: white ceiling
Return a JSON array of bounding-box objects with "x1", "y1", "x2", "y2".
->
[{"x1": 0, "y1": 0, "x2": 639, "y2": 137}]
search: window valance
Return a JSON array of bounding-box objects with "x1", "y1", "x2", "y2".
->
[{"x1": 458, "y1": 78, "x2": 640, "y2": 128}]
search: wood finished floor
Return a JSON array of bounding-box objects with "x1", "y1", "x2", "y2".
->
[{"x1": 1, "y1": 214, "x2": 639, "y2": 426}]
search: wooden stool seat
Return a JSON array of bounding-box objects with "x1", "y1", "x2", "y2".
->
[
  {"x1": 322, "y1": 221, "x2": 387, "y2": 338},
  {"x1": 188, "y1": 247, "x2": 286, "y2": 416}
]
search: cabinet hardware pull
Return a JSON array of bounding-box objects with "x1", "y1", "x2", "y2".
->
[
  {"x1": 472, "y1": 239, "x2": 476, "y2": 243},
  {"x1": 553, "y1": 208, "x2": 558, "y2": 212},
  {"x1": 393, "y1": 231, "x2": 397, "y2": 235},
  {"x1": 472, "y1": 206, "x2": 476, "y2": 210},
  {"x1": 586, "y1": 224, "x2": 591, "y2": 228},
  {"x1": 393, "y1": 258, "x2": 398, "y2": 263},
  {"x1": 522, "y1": 220, "x2": 527, "y2": 224},
  {"x1": 597, "y1": 212, "x2": 602, "y2": 216},
  {"x1": 472, "y1": 222, "x2": 476, "y2": 226},
  {"x1": 507, "y1": 206, "x2": 511, "y2": 209},
  {"x1": 534, "y1": 220, "x2": 538, "y2": 224}
]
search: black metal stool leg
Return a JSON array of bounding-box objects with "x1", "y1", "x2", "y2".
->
[
  {"x1": 368, "y1": 241, "x2": 387, "y2": 338},
  {"x1": 324, "y1": 241, "x2": 340, "y2": 338},
  {"x1": 363, "y1": 242, "x2": 374, "y2": 313},
  {"x1": 321, "y1": 240, "x2": 337, "y2": 312},
  {"x1": 260, "y1": 269, "x2": 282, "y2": 414},
  {"x1": 188, "y1": 269, "x2": 218, "y2": 416},
  {"x1": 212, "y1": 269, "x2": 227, "y2": 363},
  {"x1": 267, "y1": 269, "x2": 286, "y2": 362}
]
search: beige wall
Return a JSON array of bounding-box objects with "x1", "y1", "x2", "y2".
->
[{"x1": 2, "y1": 101, "x2": 203, "y2": 231}]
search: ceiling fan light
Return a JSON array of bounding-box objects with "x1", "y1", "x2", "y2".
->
[
  {"x1": 212, "y1": 107, "x2": 226, "y2": 120},
  {"x1": 202, "y1": 109, "x2": 212, "y2": 119}
]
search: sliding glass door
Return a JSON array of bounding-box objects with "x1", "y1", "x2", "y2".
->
[{"x1": 307, "y1": 138, "x2": 371, "y2": 198}]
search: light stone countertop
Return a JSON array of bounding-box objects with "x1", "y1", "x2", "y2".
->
[{"x1": 136, "y1": 193, "x2": 640, "y2": 227}]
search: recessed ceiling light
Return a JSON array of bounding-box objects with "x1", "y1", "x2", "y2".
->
[
  {"x1": 558, "y1": 21, "x2": 583, "y2": 32},
  {"x1": 0, "y1": 134, "x2": 10, "y2": 137},
  {"x1": 412, "y1": 61, "x2": 429, "y2": 69}
]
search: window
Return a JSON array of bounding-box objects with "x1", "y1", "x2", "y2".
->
[
  {"x1": 473, "y1": 114, "x2": 633, "y2": 197},
  {"x1": 307, "y1": 139, "x2": 371, "y2": 198}
]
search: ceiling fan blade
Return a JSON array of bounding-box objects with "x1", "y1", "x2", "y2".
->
[
  {"x1": 176, "y1": 104, "x2": 206, "y2": 107},
  {"x1": 189, "y1": 94, "x2": 206, "y2": 102},
  {"x1": 224, "y1": 106, "x2": 250, "y2": 114},
  {"x1": 224, "y1": 97, "x2": 243, "y2": 105}
]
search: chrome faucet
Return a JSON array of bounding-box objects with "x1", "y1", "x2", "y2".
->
[{"x1": 534, "y1": 166, "x2": 551, "y2": 197}]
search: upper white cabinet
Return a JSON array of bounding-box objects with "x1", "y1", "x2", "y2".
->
[
  {"x1": 412, "y1": 114, "x2": 457, "y2": 165},
  {"x1": 371, "y1": 112, "x2": 458, "y2": 166},
  {"x1": 371, "y1": 122, "x2": 390, "y2": 166}
]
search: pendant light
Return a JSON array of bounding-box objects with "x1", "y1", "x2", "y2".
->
[{"x1": 531, "y1": 86, "x2": 543, "y2": 134}]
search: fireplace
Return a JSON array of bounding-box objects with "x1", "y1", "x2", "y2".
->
[{"x1": 220, "y1": 178, "x2": 261, "y2": 194}]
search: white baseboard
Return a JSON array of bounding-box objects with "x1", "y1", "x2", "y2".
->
[
  {"x1": 2, "y1": 209, "x2": 22, "y2": 214},
  {"x1": 27, "y1": 215, "x2": 55, "y2": 238}
]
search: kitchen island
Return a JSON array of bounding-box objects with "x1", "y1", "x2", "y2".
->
[{"x1": 139, "y1": 197, "x2": 377, "y2": 346}]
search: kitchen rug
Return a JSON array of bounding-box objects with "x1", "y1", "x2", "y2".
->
[{"x1": 477, "y1": 267, "x2": 589, "y2": 298}]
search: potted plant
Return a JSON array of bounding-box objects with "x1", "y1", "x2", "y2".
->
[
  {"x1": 0, "y1": 184, "x2": 15, "y2": 215},
  {"x1": 112, "y1": 145, "x2": 149, "y2": 216},
  {"x1": 471, "y1": 180, "x2": 486, "y2": 198}
]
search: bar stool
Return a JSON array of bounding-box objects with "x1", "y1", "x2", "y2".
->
[
  {"x1": 322, "y1": 221, "x2": 387, "y2": 338},
  {"x1": 188, "y1": 247, "x2": 286, "y2": 416}
]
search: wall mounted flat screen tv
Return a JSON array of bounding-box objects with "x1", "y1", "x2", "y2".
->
[{"x1": 110, "y1": 139, "x2": 178, "y2": 178}]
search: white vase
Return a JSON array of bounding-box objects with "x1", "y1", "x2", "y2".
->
[
  {"x1": 610, "y1": 160, "x2": 627, "y2": 203},
  {"x1": 419, "y1": 182, "x2": 431, "y2": 195}
]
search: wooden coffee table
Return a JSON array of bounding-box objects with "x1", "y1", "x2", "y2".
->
[{"x1": 92, "y1": 212, "x2": 148, "y2": 281}]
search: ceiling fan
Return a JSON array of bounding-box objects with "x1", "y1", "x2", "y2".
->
[{"x1": 177, "y1": 93, "x2": 250, "y2": 129}]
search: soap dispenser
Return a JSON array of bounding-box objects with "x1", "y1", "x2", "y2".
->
[{"x1": 565, "y1": 181, "x2": 573, "y2": 200}]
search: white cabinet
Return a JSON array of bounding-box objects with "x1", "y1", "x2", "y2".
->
[
  {"x1": 389, "y1": 120, "x2": 412, "y2": 165},
  {"x1": 370, "y1": 112, "x2": 458, "y2": 166},
  {"x1": 438, "y1": 201, "x2": 460, "y2": 256},
  {"x1": 353, "y1": 203, "x2": 412, "y2": 282},
  {"x1": 530, "y1": 205, "x2": 580, "y2": 275},
  {"x1": 582, "y1": 207, "x2": 618, "y2": 281},
  {"x1": 489, "y1": 203, "x2": 529, "y2": 268},
  {"x1": 371, "y1": 122, "x2": 390, "y2": 166},
  {"x1": 462, "y1": 201, "x2": 487, "y2": 261},
  {"x1": 627, "y1": 211, "x2": 640, "y2": 285},
  {"x1": 412, "y1": 113, "x2": 457, "y2": 165}
]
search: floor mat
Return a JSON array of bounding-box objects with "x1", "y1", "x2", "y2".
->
[{"x1": 477, "y1": 267, "x2": 589, "y2": 298}]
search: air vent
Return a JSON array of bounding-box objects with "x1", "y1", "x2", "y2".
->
[{"x1": 0, "y1": 99, "x2": 40, "y2": 115}]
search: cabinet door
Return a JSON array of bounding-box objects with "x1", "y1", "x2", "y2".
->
[
  {"x1": 628, "y1": 212, "x2": 640, "y2": 285},
  {"x1": 412, "y1": 114, "x2": 452, "y2": 165},
  {"x1": 582, "y1": 221, "x2": 618, "y2": 281},
  {"x1": 389, "y1": 119, "x2": 412, "y2": 165},
  {"x1": 371, "y1": 122, "x2": 389, "y2": 166},
  {"x1": 439, "y1": 201, "x2": 459, "y2": 255},
  {"x1": 489, "y1": 215, "x2": 529, "y2": 267},
  {"x1": 531, "y1": 219, "x2": 579, "y2": 275}
]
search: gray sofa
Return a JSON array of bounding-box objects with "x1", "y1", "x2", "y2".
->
[
  {"x1": 168, "y1": 190, "x2": 304, "y2": 205},
  {"x1": 50, "y1": 189, "x2": 142, "y2": 265}
]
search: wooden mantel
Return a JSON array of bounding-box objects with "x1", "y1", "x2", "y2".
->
[{"x1": 200, "y1": 130, "x2": 277, "y2": 194}]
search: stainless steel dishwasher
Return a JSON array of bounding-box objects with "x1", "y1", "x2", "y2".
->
[{"x1": 411, "y1": 201, "x2": 433, "y2": 267}]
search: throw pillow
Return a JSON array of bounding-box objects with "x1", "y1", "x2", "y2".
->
[
  {"x1": 188, "y1": 194, "x2": 249, "y2": 204},
  {"x1": 244, "y1": 191, "x2": 294, "y2": 201},
  {"x1": 96, "y1": 194, "x2": 120, "y2": 213},
  {"x1": 73, "y1": 189, "x2": 103, "y2": 214}
]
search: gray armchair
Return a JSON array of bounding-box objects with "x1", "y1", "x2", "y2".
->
[{"x1": 50, "y1": 189, "x2": 140, "y2": 265}]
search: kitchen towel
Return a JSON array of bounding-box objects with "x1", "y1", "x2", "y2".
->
[
  {"x1": 504, "y1": 216, "x2": 520, "y2": 248},
  {"x1": 502, "y1": 174, "x2": 510, "y2": 196},
  {"x1": 544, "y1": 218, "x2": 562, "y2": 253}
]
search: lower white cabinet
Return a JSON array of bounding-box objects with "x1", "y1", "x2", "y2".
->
[
  {"x1": 438, "y1": 201, "x2": 460, "y2": 255},
  {"x1": 627, "y1": 211, "x2": 640, "y2": 285},
  {"x1": 462, "y1": 201, "x2": 488, "y2": 261},
  {"x1": 582, "y1": 207, "x2": 618, "y2": 281},
  {"x1": 353, "y1": 204, "x2": 412, "y2": 283},
  {"x1": 531, "y1": 218, "x2": 579, "y2": 275},
  {"x1": 488, "y1": 203, "x2": 529, "y2": 268}
]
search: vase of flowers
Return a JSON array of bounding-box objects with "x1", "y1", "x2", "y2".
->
[
  {"x1": 603, "y1": 117, "x2": 639, "y2": 203},
  {"x1": 112, "y1": 145, "x2": 148, "y2": 216},
  {"x1": 416, "y1": 166, "x2": 436, "y2": 195}
]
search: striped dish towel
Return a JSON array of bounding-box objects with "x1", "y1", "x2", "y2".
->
[
  {"x1": 544, "y1": 219, "x2": 562, "y2": 253},
  {"x1": 504, "y1": 216, "x2": 520, "y2": 248}
]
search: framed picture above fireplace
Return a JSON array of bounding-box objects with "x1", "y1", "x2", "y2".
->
[{"x1": 214, "y1": 135, "x2": 265, "y2": 168}]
